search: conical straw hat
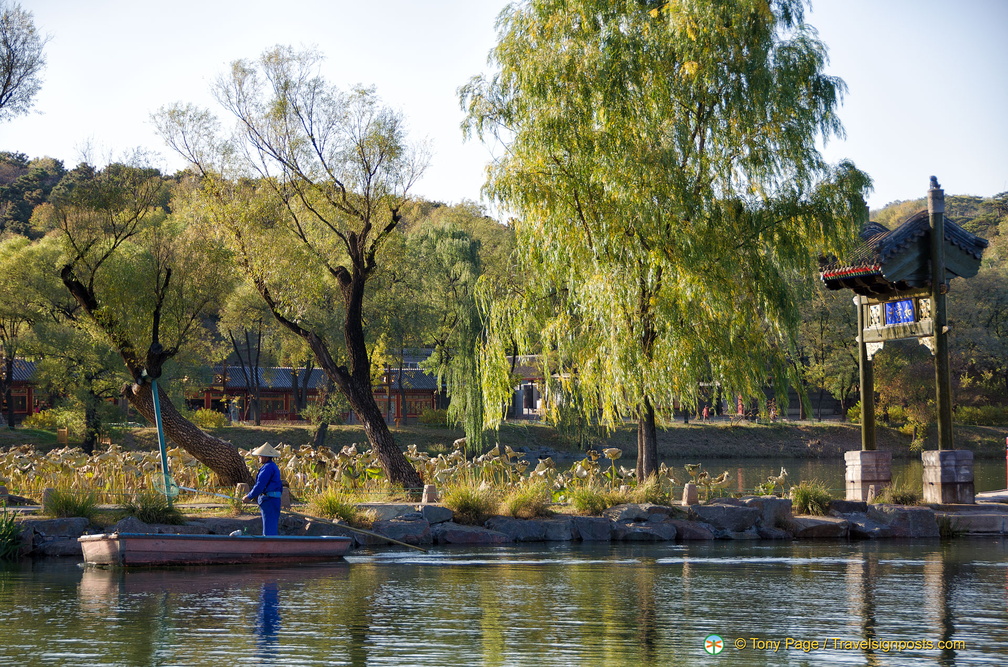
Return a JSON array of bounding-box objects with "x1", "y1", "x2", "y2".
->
[{"x1": 251, "y1": 442, "x2": 281, "y2": 458}]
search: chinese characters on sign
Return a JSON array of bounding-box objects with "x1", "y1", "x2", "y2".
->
[{"x1": 884, "y1": 299, "x2": 915, "y2": 325}]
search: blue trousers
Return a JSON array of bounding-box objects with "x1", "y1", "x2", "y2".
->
[{"x1": 258, "y1": 497, "x2": 281, "y2": 536}]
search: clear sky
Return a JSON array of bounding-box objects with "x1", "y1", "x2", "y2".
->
[{"x1": 2, "y1": 0, "x2": 1005, "y2": 213}]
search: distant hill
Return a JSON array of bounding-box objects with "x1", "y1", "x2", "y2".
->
[{"x1": 871, "y1": 192, "x2": 1006, "y2": 241}]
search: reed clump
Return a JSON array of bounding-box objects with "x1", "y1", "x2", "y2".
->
[
  {"x1": 498, "y1": 480, "x2": 552, "y2": 519},
  {"x1": 0, "y1": 505, "x2": 22, "y2": 560},
  {"x1": 789, "y1": 479, "x2": 832, "y2": 516},
  {"x1": 43, "y1": 488, "x2": 99, "y2": 521},
  {"x1": 309, "y1": 490, "x2": 376, "y2": 528},
  {"x1": 124, "y1": 491, "x2": 186, "y2": 525},
  {"x1": 441, "y1": 482, "x2": 499, "y2": 525},
  {"x1": 567, "y1": 485, "x2": 621, "y2": 516}
]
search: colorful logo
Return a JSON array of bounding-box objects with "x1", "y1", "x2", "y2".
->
[{"x1": 704, "y1": 634, "x2": 724, "y2": 655}]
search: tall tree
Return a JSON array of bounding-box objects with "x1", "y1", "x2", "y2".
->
[
  {"x1": 0, "y1": 152, "x2": 65, "y2": 235},
  {"x1": 228, "y1": 322, "x2": 263, "y2": 425},
  {"x1": 0, "y1": 1, "x2": 48, "y2": 121},
  {"x1": 463, "y1": 0, "x2": 871, "y2": 477},
  {"x1": 0, "y1": 234, "x2": 40, "y2": 427},
  {"x1": 34, "y1": 163, "x2": 248, "y2": 484},
  {"x1": 154, "y1": 46, "x2": 429, "y2": 489},
  {"x1": 2, "y1": 232, "x2": 124, "y2": 450},
  {"x1": 797, "y1": 284, "x2": 859, "y2": 419}
]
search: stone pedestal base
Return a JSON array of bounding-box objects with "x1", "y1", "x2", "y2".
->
[
  {"x1": 922, "y1": 450, "x2": 974, "y2": 504},
  {"x1": 421, "y1": 484, "x2": 439, "y2": 504},
  {"x1": 845, "y1": 450, "x2": 891, "y2": 501}
]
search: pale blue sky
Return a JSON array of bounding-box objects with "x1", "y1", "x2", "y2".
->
[{"x1": 3, "y1": 0, "x2": 1006, "y2": 212}]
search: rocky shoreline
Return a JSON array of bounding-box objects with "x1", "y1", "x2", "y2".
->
[{"x1": 12, "y1": 496, "x2": 1008, "y2": 560}]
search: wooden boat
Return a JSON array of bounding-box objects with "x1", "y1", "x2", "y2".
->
[{"x1": 79, "y1": 532, "x2": 352, "y2": 567}]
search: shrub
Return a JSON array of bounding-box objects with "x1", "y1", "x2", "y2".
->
[
  {"x1": 846, "y1": 401, "x2": 860, "y2": 424},
  {"x1": 124, "y1": 491, "x2": 186, "y2": 525},
  {"x1": 309, "y1": 490, "x2": 374, "y2": 528},
  {"x1": 43, "y1": 488, "x2": 99, "y2": 521},
  {"x1": 191, "y1": 408, "x2": 228, "y2": 430},
  {"x1": 499, "y1": 481, "x2": 552, "y2": 519},
  {"x1": 442, "y1": 482, "x2": 498, "y2": 525},
  {"x1": 301, "y1": 392, "x2": 349, "y2": 426},
  {"x1": 22, "y1": 407, "x2": 86, "y2": 439},
  {"x1": 0, "y1": 505, "x2": 22, "y2": 561},
  {"x1": 874, "y1": 483, "x2": 923, "y2": 503},
  {"x1": 955, "y1": 405, "x2": 1008, "y2": 426},
  {"x1": 628, "y1": 476, "x2": 673, "y2": 505},
  {"x1": 872, "y1": 469, "x2": 921, "y2": 506},
  {"x1": 883, "y1": 404, "x2": 910, "y2": 426},
  {"x1": 567, "y1": 485, "x2": 620, "y2": 516},
  {"x1": 875, "y1": 487, "x2": 920, "y2": 505},
  {"x1": 418, "y1": 408, "x2": 449, "y2": 427},
  {"x1": 789, "y1": 479, "x2": 831, "y2": 516}
]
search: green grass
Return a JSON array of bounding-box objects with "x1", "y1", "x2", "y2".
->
[
  {"x1": 0, "y1": 505, "x2": 22, "y2": 560},
  {"x1": 567, "y1": 486, "x2": 621, "y2": 515},
  {"x1": 308, "y1": 490, "x2": 375, "y2": 528},
  {"x1": 498, "y1": 481, "x2": 552, "y2": 519},
  {"x1": 441, "y1": 483, "x2": 499, "y2": 525},
  {"x1": 0, "y1": 428, "x2": 57, "y2": 448},
  {"x1": 43, "y1": 488, "x2": 99, "y2": 521},
  {"x1": 627, "y1": 476, "x2": 674, "y2": 505},
  {"x1": 789, "y1": 479, "x2": 832, "y2": 516},
  {"x1": 872, "y1": 468, "x2": 922, "y2": 506},
  {"x1": 124, "y1": 491, "x2": 187, "y2": 525}
]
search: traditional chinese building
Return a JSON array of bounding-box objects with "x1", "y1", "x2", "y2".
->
[
  {"x1": 1, "y1": 359, "x2": 38, "y2": 424},
  {"x1": 821, "y1": 180, "x2": 987, "y2": 503}
]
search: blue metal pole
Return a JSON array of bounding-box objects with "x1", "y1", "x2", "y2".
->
[{"x1": 151, "y1": 378, "x2": 172, "y2": 505}]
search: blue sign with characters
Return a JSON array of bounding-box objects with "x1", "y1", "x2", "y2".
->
[{"x1": 885, "y1": 299, "x2": 915, "y2": 325}]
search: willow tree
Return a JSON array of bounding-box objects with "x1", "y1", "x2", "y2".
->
[
  {"x1": 154, "y1": 46, "x2": 428, "y2": 488},
  {"x1": 462, "y1": 0, "x2": 872, "y2": 477}
]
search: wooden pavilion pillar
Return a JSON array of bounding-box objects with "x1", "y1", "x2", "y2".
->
[
  {"x1": 922, "y1": 178, "x2": 973, "y2": 504},
  {"x1": 847, "y1": 224, "x2": 889, "y2": 501}
]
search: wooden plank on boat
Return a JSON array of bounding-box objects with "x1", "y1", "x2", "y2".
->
[{"x1": 79, "y1": 533, "x2": 351, "y2": 567}]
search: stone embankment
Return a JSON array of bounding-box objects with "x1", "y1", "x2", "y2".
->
[{"x1": 12, "y1": 497, "x2": 1008, "y2": 559}]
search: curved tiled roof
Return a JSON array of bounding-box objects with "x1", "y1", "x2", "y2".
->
[
  {"x1": 821, "y1": 209, "x2": 988, "y2": 296},
  {"x1": 9, "y1": 359, "x2": 36, "y2": 382}
]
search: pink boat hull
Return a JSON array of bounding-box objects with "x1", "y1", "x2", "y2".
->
[{"x1": 79, "y1": 533, "x2": 352, "y2": 567}]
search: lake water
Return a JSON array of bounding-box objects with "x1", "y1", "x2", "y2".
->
[{"x1": 2, "y1": 539, "x2": 1006, "y2": 666}]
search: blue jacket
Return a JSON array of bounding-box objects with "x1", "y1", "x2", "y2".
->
[{"x1": 247, "y1": 459, "x2": 283, "y2": 502}]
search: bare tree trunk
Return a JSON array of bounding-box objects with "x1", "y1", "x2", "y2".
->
[
  {"x1": 2, "y1": 355, "x2": 15, "y2": 430},
  {"x1": 126, "y1": 381, "x2": 252, "y2": 486},
  {"x1": 229, "y1": 326, "x2": 262, "y2": 426},
  {"x1": 636, "y1": 398, "x2": 658, "y2": 480},
  {"x1": 312, "y1": 420, "x2": 328, "y2": 448},
  {"x1": 338, "y1": 360, "x2": 422, "y2": 489},
  {"x1": 291, "y1": 359, "x2": 314, "y2": 417},
  {"x1": 82, "y1": 392, "x2": 102, "y2": 455},
  {"x1": 252, "y1": 229, "x2": 423, "y2": 490}
]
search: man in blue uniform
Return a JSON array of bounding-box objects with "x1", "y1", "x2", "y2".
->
[{"x1": 243, "y1": 443, "x2": 284, "y2": 536}]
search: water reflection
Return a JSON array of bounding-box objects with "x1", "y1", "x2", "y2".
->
[
  {"x1": 845, "y1": 550, "x2": 881, "y2": 666},
  {"x1": 255, "y1": 581, "x2": 281, "y2": 654},
  {"x1": 1, "y1": 541, "x2": 1006, "y2": 665}
]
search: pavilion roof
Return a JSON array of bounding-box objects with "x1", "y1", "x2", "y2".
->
[{"x1": 820, "y1": 210, "x2": 988, "y2": 297}]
